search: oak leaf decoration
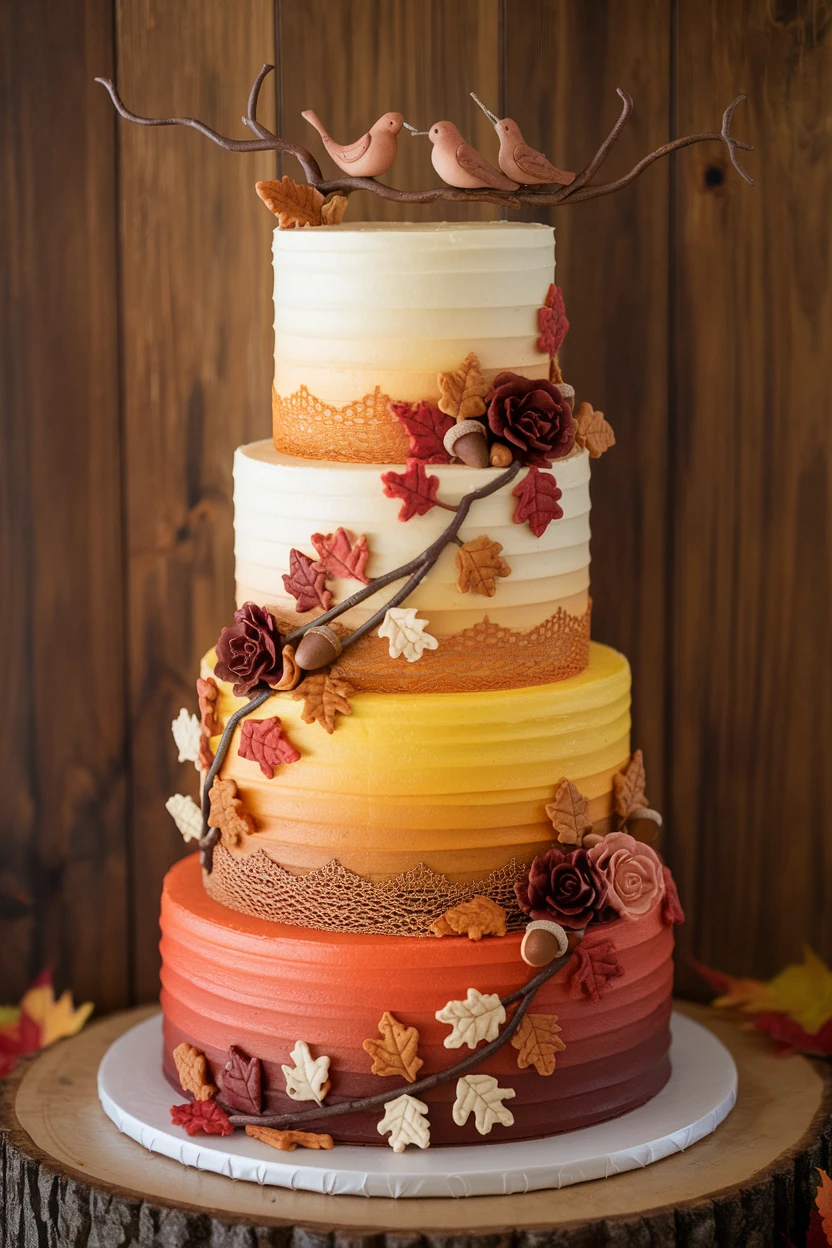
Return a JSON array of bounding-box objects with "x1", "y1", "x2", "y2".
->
[
  {"x1": 431, "y1": 896, "x2": 507, "y2": 941},
  {"x1": 281, "y1": 1040, "x2": 331, "y2": 1105},
  {"x1": 389, "y1": 400, "x2": 454, "y2": 464},
  {"x1": 381, "y1": 460, "x2": 442, "y2": 521},
  {"x1": 238, "y1": 717, "x2": 301, "y2": 779},
  {"x1": 435, "y1": 987, "x2": 506, "y2": 1049},
  {"x1": 198, "y1": 731, "x2": 214, "y2": 772},
  {"x1": 171, "y1": 708, "x2": 201, "y2": 765},
  {"x1": 255, "y1": 176, "x2": 324, "y2": 228},
  {"x1": 310, "y1": 527, "x2": 371, "y2": 584},
  {"x1": 510, "y1": 1013, "x2": 565, "y2": 1076},
  {"x1": 320, "y1": 194, "x2": 348, "y2": 225},
  {"x1": 569, "y1": 941, "x2": 625, "y2": 1002},
  {"x1": 219, "y1": 1045, "x2": 262, "y2": 1115},
  {"x1": 661, "y1": 867, "x2": 685, "y2": 926},
  {"x1": 362, "y1": 1011, "x2": 424, "y2": 1083},
  {"x1": 538, "y1": 283, "x2": 570, "y2": 358},
  {"x1": 196, "y1": 676, "x2": 219, "y2": 736},
  {"x1": 245, "y1": 1125, "x2": 334, "y2": 1151},
  {"x1": 574, "y1": 401, "x2": 616, "y2": 458},
  {"x1": 274, "y1": 644, "x2": 302, "y2": 692},
  {"x1": 282, "y1": 548, "x2": 333, "y2": 614},
  {"x1": 377, "y1": 1093, "x2": 431, "y2": 1152},
  {"x1": 165, "y1": 793, "x2": 203, "y2": 843},
  {"x1": 512, "y1": 467, "x2": 564, "y2": 538},
  {"x1": 172, "y1": 1042, "x2": 216, "y2": 1101},
  {"x1": 613, "y1": 749, "x2": 648, "y2": 823},
  {"x1": 170, "y1": 1100, "x2": 233, "y2": 1136},
  {"x1": 378, "y1": 607, "x2": 439, "y2": 662},
  {"x1": 546, "y1": 778, "x2": 593, "y2": 847},
  {"x1": 437, "y1": 352, "x2": 489, "y2": 421},
  {"x1": 452, "y1": 1074, "x2": 515, "y2": 1135},
  {"x1": 455, "y1": 535, "x2": 511, "y2": 598},
  {"x1": 292, "y1": 666, "x2": 355, "y2": 733},
  {"x1": 208, "y1": 776, "x2": 256, "y2": 847}
]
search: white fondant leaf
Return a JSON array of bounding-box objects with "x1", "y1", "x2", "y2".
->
[
  {"x1": 434, "y1": 987, "x2": 506, "y2": 1050},
  {"x1": 165, "y1": 794, "x2": 203, "y2": 843},
  {"x1": 377, "y1": 1093, "x2": 431, "y2": 1152},
  {"x1": 377, "y1": 607, "x2": 439, "y2": 662},
  {"x1": 171, "y1": 708, "x2": 202, "y2": 767},
  {"x1": 281, "y1": 1041, "x2": 331, "y2": 1105},
  {"x1": 452, "y1": 1074, "x2": 515, "y2": 1135}
]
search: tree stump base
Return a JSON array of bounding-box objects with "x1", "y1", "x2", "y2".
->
[{"x1": 1, "y1": 1002, "x2": 830, "y2": 1247}]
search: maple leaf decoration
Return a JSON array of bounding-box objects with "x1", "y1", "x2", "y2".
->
[
  {"x1": 569, "y1": 941, "x2": 625, "y2": 1002},
  {"x1": 511, "y1": 1013, "x2": 566, "y2": 1076},
  {"x1": 377, "y1": 1094, "x2": 431, "y2": 1152},
  {"x1": 437, "y1": 352, "x2": 489, "y2": 421},
  {"x1": 255, "y1": 176, "x2": 324, "y2": 228},
  {"x1": 238, "y1": 717, "x2": 301, "y2": 779},
  {"x1": 172, "y1": 1042, "x2": 216, "y2": 1101},
  {"x1": 310, "y1": 527, "x2": 371, "y2": 584},
  {"x1": 538, "y1": 283, "x2": 570, "y2": 358},
  {"x1": 613, "y1": 750, "x2": 648, "y2": 823},
  {"x1": 435, "y1": 988, "x2": 506, "y2": 1049},
  {"x1": 512, "y1": 467, "x2": 564, "y2": 538},
  {"x1": 453, "y1": 1074, "x2": 515, "y2": 1135},
  {"x1": 292, "y1": 666, "x2": 355, "y2": 734},
  {"x1": 381, "y1": 460, "x2": 442, "y2": 521},
  {"x1": 574, "y1": 401, "x2": 616, "y2": 459},
  {"x1": 455, "y1": 536, "x2": 512, "y2": 598},
  {"x1": 282, "y1": 548, "x2": 333, "y2": 614},
  {"x1": 661, "y1": 867, "x2": 685, "y2": 926},
  {"x1": 320, "y1": 194, "x2": 348, "y2": 225},
  {"x1": 245, "y1": 1125, "x2": 334, "y2": 1151},
  {"x1": 546, "y1": 778, "x2": 593, "y2": 847},
  {"x1": 170, "y1": 1100, "x2": 234, "y2": 1137},
  {"x1": 219, "y1": 1045, "x2": 262, "y2": 1115},
  {"x1": 431, "y1": 896, "x2": 508, "y2": 941},
  {"x1": 389, "y1": 400, "x2": 454, "y2": 464},
  {"x1": 362, "y1": 1011, "x2": 424, "y2": 1083},
  {"x1": 208, "y1": 777, "x2": 256, "y2": 847}
]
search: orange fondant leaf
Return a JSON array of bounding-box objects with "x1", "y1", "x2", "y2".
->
[
  {"x1": 510, "y1": 1013, "x2": 565, "y2": 1076},
  {"x1": 208, "y1": 776, "x2": 256, "y2": 847},
  {"x1": 613, "y1": 750, "x2": 648, "y2": 823},
  {"x1": 363, "y1": 1011, "x2": 424, "y2": 1083},
  {"x1": 255, "y1": 176, "x2": 324, "y2": 228},
  {"x1": 430, "y1": 896, "x2": 507, "y2": 941},
  {"x1": 245, "y1": 1125, "x2": 334, "y2": 1151},
  {"x1": 196, "y1": 676, "x2": 219, "y2": 736},
  {"x1": 437, "y1": 352, "x2": 489, "y2": 421},
  {"x1": 574, "y1": 401, "x2": 616, "y2": 458},
  {"x1": 546, "y1": 778, "x2": 593, "y2": 846},
  {"x1": 814, "y1": 1169, "x2": 832, "y2": 1243},
  {"x1": 173, "y1": 1041, "x2": 217, "y2": 1101},
  {"x1": 455, "y1": 536, "x2": 511, "y2": 598},
  {"x1": 320, "y1": 194, "x2": 348, "y2": 226},
  {"x1": 292, "y1": 666, "x2": 355, "y2": 734}
]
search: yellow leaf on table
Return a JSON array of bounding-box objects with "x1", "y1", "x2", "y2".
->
[
  {"x1": 765, "y1": 948, "x2": 832, "y2": 1035},
  {"x1": 20, "y1": 980, "x2": 93, "y2": 1048}
]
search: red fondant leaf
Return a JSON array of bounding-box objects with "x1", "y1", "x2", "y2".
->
[
  {"x1": 661, "y1": 867, "x2": 685, "y2": 926},
  {"x1": 239, "y1": 717, "x2": 301, "y2": 778},
  {"x1": 220, "y1": 1044, "x2": 263, "y2": 1114},
  {"x1": 512, "y1": 467, "x2": 563, "y2": 537},
  {"x1": 170, "y1": 1100, "x2": 234, "y2": 1136},
  {"x1": 569, "y1": 941, "x2": 625, "y2": 1002},
  {"x1": 310, "y1": 528, "x2": 371, "y2": 584},
  {"x1": 282, "y1": 549, "x2": 333, "y2": 614},
  {"x1": 538, "y1": 283, "x2": 570, "y2": 357},
  {"x1": 389, "y1": 400, "x2": 454, "y2": 464},
  {"x1": 381, "y1": 460, "x2": 442, "y2": 522}
]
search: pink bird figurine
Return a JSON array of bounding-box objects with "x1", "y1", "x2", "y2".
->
[
  {"x1": 301, "y1": 109, "x2": 409, "y2": 178},
  {"x1": 471, "y1": 93, "x2": 575, "y2": 186},
  {"x1": 410, "y1": 121, "x2": 519, "y2": 191}
]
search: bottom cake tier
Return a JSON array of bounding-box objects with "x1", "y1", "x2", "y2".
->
[{"x1": 160, "y1": 855, "x2": 674, "y2": 1146}]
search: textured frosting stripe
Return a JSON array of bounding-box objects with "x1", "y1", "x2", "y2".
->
[
  {"x1": 272, "y1": 221, "x2": 554, "y2": 404},
  {"x1": 160, "y1": 855, "x2": 672, "y2": 1144},
  {"x1": 234, "y1": 441, "x2": 591, "y2": 635},
  {"x1": 201, "y1": 642, "x2": 630, "y2": 880}
]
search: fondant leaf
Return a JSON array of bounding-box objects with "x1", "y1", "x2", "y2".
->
[
  {"x1": 437, "y1": 352, "x2": 489, "y2": 421},
  {"x1": 292, "y1": 667, "x2": 355, "y2": 733},
  {"x1": 574, "y1": 401, "x2": 616, "y2": 458},
  {"x1": 171, "y1": 708, "x2": 201, "y2": 765},
  {"x1": 381, "y1": 460, "x2": 442, "y2": 521},
  {"x1": 378, "y1": 607, "x2": 439, "y2": 662},
  {"x1": 377, "y1": 1093, "x2": 431, "y2": 1152},
  {"x1": 546, "y1": 778, "x2": 593, "y2": 846},
  {"x1": 281, "y1": 1040, "x2": 331, "y2": 1105},
  {"x1": 569, "y1": 941, "x2": 624, "y2": 1002},
  {"x1": 310, "y1": 527, "x2": 371, "y2": 583},
  {"x1": 512, "y1": 467, "x2": 564, "y2": 538},
  {"x1": 238, "y1": 717, "x2": 301, "y2": 779},
  {"x1": 166, "y1": 793, "x2": 203, "y2": 843},
  {"x1": 282, "y1": 548, "x2": 333, "y2": 614},
  {"x1": 362, "y1": 1011, "x2": 424, "y2": 1083},
  {"x1": 510, "y1": 1013, "x2": 565, "y2": 1076},
  {"x1": 452, "y1": 1074, "x2": 515, "y2": 1135},
  {"x1": 389, "y1": 400, "x2": 454, "y2": 464},
  {"x1": 170, "y1": 1100, "x2": 233, "y2": 1136},
  {"x1": 430, "y1": 896, "x2": 507, "y2": 941},
  {"x1": 245, "y1": 1125, "x2": 334, "y2": 1151},
  {"x1": 538, "y1": 283, "x2": 569, "y2": 357},
  {"x1": 455, "y1": 535, "x2": 511, "y2": 597},
  {"x1": 172, "y1": 1042, "x2": 216, "y2": 1101},
  {"x1": 255, "y1": 176, "x2": 324, "y2": 228},
  {"x1": 435, "y1": 987, "x2": 506, "y2": 1049},
  {"x1": 208, "y1": 777, "x2": 256, "y2": 847},
  {"x1": 613, "y1": 750, "x2": 648, "y2": 822},
  {"x1": 220, "y1": 1044, "x2": 262, "y2": 1115}
]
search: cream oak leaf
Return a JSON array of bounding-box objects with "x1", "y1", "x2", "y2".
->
[
  {"x1": 377, "y1": 1094, "x2": 431, "y2": 1152},
  {"x1": 435, "y1": 987, "x2": 506, "y2": 1049},
  {"x1": 165, "y1": 794, "x2": 203, "y2": 843},
  {"x1": 281, "y1": 1041, "x2": 331, "y2": 1105},
  {"x1": 378, "y1": 607, "x2": 439, "y2": 662},
  {"x1": 452, "y1": 1074, "x2": 516, "y2": 1135},
  {"x1": 171, "y1": 708, "x2": 202, "y2": 766}
]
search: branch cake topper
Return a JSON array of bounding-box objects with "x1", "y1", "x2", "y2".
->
[{"x1": 96, "y1": 65, "x2": 754, "y2": 210}]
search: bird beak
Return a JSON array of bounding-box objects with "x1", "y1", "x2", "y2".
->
[
  {"x1": 403, "y1": 122, "x2": 428, "y2": 136},
  {"x1": 470, "y1": 92, "x2": 499, "y2": 126}
]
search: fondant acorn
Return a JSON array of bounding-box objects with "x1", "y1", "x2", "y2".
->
[
  {"x1": 444, "y1": 419, "x2": 490, "y2": 468},
  {"x1": 520, "y1": 920, "x2": 569, "y2": 968},
  {"x1": 294, "y1": 625, "x2": 343, "y2": 671}
]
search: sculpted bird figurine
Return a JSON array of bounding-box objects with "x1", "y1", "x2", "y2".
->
[
  {"x1": 471, "y1": 93, "x2": 575, "y2": 186},
  {"x1": 410, "y1": 120, "x2": 519, "y2": 191},
  {"x1": 301, "y1": 109, "x2": 408, "y2": 178}
]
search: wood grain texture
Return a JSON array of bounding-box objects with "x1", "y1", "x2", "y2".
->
[
  {"x1": 0, "y1": 0, "x2": 128, "y2": 1010},
  {"x1": 670, "y1": 0, "x2": 832, "y2": 994},
  {"x1": 115, "y1": 0, "x2": 277, "y2": 1000}
]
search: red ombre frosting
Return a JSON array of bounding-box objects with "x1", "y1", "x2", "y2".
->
[{"x1": 160, "y1": 855, "x2": 673, "y2": 1145}]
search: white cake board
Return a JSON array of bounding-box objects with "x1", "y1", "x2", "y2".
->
[{"x1": 98, "y1": 1011, "x2": 736, "y2": 1199}]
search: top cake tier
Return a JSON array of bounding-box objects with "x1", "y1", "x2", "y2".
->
[{"x1": 272, "y1": 221, "x2": 554, "y2": 464}]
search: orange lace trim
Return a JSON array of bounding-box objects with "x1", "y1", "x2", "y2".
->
[
  {"x1": 206, "y1": 845, "x2": 529, "y2": 936},
  {"x1": 272, "y1": 384, "x2": 410, "y2": 463}
]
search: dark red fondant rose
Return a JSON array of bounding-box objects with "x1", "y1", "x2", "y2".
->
[
  {"x1": 487, "y1": 372, "x2": 576, "y2": 467},
  {"x1": 515, "y1": 846, "x2": 609, "y2": 929},
  {"x1": 214, "y1": 603, "x2": 283, "y2": 697}
]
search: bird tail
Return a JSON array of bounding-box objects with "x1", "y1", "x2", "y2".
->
[{"x1": 301, "y1": 110, "x2": 329, "y2": 142}]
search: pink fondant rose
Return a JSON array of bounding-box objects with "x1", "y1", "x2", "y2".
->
[
  {"x1": 588, "y1": 832, "x2": 665, "y2": 919},
  {"x1": 515, "y1": 846, "x2": 609, "y2": 930},
  {"x1": 214, "y1": 602, "x2": 283, "y2": 698}
]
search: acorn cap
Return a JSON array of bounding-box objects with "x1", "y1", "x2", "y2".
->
[
  {"x1": 294, "y1": 625, "x2": 343, "y2": 671},
  {"x1": 443, "y1": 419, "x2": 489, "y2": 468},
  {"x1": 520, "y1": 919, "x2": 569, "y2": 967},
  {"x1": 556, "y1": 382, "x2": 575, "y2": 410}
]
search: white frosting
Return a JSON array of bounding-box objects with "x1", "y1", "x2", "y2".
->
[
  {"x1": 272, "y1": 221, "x2": 555, "y2": 402},
  {"x1": 234, "y1": 441, "x2": 591, "y2": 634}
]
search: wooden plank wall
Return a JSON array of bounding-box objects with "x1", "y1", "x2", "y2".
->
[{"x1": 1, "y1": 0, "x2": 829, "y2": 1008}]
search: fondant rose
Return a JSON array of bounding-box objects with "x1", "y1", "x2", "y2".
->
[
  {"x1": 588, "y1": 832, "x2": 665, "y2": 919},
  {"x1": 487, "y1": 372, "x2": 576, "y2": 467},
  {"x1": 214, "y1": 603, "x2": 283, "y2": 697},
  {"x1": 515, "y1": 846, "x2": 608, "y2": 930}
]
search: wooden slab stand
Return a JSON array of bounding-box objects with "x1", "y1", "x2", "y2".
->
[{"x1": 1, "y1": 1003, "x2": 830, "y2": 1247}]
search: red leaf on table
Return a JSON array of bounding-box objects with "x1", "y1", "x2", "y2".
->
[
  {"x1": 569, "y1": 941, "x2": 625, "y2": 1002},
  {"x1": 814, "y1": 1170, "x2": 832, "y2": 1246},
  {"x1": 381, "y1": 460, "x2": 442, "y2": 522},
  {"x1": 512, "y1": 467, "x2": 563, "y2": 537},
  {"x1": 389, "y1": 400, "x2": 454, "y2": 464},
  {"x1": 239, "y1": 717, "x2": 301, "y2": 779},
  {"x1": 661, "y1": 867, "x2": 685, "y2": 926},
  {"x1": 806, "y1": 1207, "x2": 830, "y2": 1248},
  {"x1": 310, "y1": 528, "x2": 371, "y2": 584},
  {"x1": 219, "y1": 1044, "x2": 263, "y2": 1114},
  {"x1": 282, "y1": 548, "x2": 333, "y2": 614},
  {"x1": 751, "y1": 1012, "x2": 832, "y2": 1058},
  {"x1": 538, "y1": 283, "x2": 570, "y2": 357},
  {"x1": 170, "y1": 1100, "x2": 234, "y2": 1137}
]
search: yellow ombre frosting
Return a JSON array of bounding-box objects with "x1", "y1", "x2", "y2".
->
[{"x1": 202, "y1": 641, "x2": 631, "y2": 881}]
